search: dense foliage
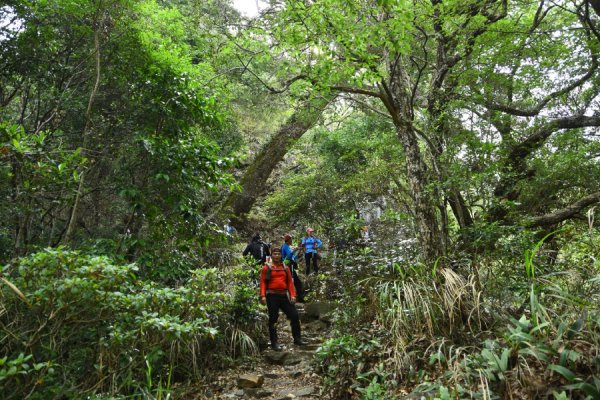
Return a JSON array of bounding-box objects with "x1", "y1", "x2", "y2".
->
[
  {"x1": 1, "y1": 248, "x2": 262, "y2": 398},
  {"x1": 0, "y1": 0, "x2": 235, "y2": 272},
  {"x1": 1, "y1": 0, "x2": 599, "y2": 398}
]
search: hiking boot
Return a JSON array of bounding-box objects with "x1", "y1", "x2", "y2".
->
[
  {"x1": 293, "y1": 338, "x2": 308, "y2": 346},
  {"x1": 271, "y1": 343, "x2": 283, "y2": 351}
]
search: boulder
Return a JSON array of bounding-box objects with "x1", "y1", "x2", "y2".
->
[
  {"x1": 265, "y1": 351, "x2": 308, "y2": 366},
  {"x1": 303, "y1": 301, "x2": 336, "y2": 319}
]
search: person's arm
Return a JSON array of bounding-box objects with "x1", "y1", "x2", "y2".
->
[
  {"x1": 282, "y1": 245, "x2": 291, "y2": 261},
  {"x1": 286, "y1": 266, "x2": 297, "y2": 301},
  {"x1": 316, "y1": 238, "x2": 322, "y2": 249},
  {"x1": 243, "y1": 244, "x2": 251, "y2": 256},
  {"x1": 260, "y1": 265, "x2": 267, "y2": 304}
]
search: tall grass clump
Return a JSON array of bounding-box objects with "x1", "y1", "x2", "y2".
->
[
  {"x1": 409, "y1": 227, "x2": 600, "y2": 398},
  {"x1": 372, "y1": 264, "x2": 485, "y2": 376}
]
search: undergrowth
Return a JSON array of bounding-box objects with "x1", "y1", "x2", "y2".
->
[
  {"x1": 0, "y1": 247, "x2": 262, "y2": 399},
  {"x1": 314, "y1": 227, "x2": 600, "y2": 399}
]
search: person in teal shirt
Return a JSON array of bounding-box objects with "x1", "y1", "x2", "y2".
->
[
  {"x1": 301, "y1": 227, "x2": 322, "y2": 275},
  {"x1": 282, "y1": 233, "x2": 305, "y2": 303}
]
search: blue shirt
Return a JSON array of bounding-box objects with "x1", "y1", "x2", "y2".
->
[
  {"x1": 281, "y1": 242, "x2": 297, "y2": 262},
  {"x1": 302, "y1": 236, "x2": 322, "y2": 254}
]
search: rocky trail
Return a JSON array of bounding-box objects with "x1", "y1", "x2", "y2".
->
[{"x1": 204, "y1": 301, "x2": 336, "y2": 400}]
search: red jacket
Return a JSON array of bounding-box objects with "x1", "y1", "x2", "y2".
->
[{"x1": 260, "y1": 263, "x2": 296, "y2": 298}]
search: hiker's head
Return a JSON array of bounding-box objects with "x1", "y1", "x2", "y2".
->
[
  {"x1": 252, "y1": 234, "x2": 261, "y2": 242},
  {"x1": 271, "y1": 247, "x2": 282, "y2": 262},
  {"x1": 283, "y1": 233, "x2": 292, "y2": 243},
  {"x1": 306, "y1": 227, "x2": 314, "y2": 236}
]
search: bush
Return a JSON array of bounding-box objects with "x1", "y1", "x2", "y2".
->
[{"x1": 0, "y1": 247, "x2": 261, "y2": 398}]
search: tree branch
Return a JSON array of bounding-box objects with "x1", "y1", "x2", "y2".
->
[
  {"x1": 527, "y1": 192, "x2": 600, "y2": 227},
  {"x1": 340, "y1": 94, "x2": 391, "y2": 120},
  {"x1": 330, "y1": 85, "x2": 383, "y2": 98},
  {"x1": 486, "y1": 58, "x2": 598, "y2": 117},
  {"x1": 510, "y1": 114, "x2": 600, "y2": 160},
  {"x1": 234, "y1": 54, "x2": 310, "y2": 94}
]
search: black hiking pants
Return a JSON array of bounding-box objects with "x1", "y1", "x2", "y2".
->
[
  {"x1": 305, "y1": 252, "x2": 319, "y2": 275},
  {"x1": 266, "y1": 294, "x2": 301, "y2": 344},
  {"x1": 290, "y1": 261, "x2": 305, "y2": 303}
]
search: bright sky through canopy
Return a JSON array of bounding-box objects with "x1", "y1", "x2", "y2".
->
[{"x1": 232, "y1": 0, "x2": 263, "y2": 17}]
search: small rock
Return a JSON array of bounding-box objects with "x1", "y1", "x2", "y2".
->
[
  {"x1": 283, "y1": 352, "x2": 307, "y2": 365},
  {"x1": 245, "y1": 388, "x2": 274, "y2": 398},
  {"x1": 301, "y1": 343, "x2": 320, "y2": 351},
  {"x1": 274, "y1": 393, "x2": 296, "y2": 400},
  {"x1": 287, "y1": 370, "x2": 303, "y2": 378},
  {"x1": 294, "y1": 386, "x2": 316, "y2": 397},
  {"x1": 237, "y1": 373, "x2": 264, "y2": 388},
  {"x1": 319, "y1": 312, "x2": 334, "y2": 324},
  {"x1": 308, "y1": 320, "x2": 329, "y2": 331},
  {"x1": 265, "y1": 351, "x2": 289, "y2": 365}
]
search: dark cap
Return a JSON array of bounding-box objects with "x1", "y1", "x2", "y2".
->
[{"x1": 271, "y1": 246, "x2": 281, "y2": 253}]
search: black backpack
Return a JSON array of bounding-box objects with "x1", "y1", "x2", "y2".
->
[{"x1": 249, "y1": 241, "x2": 269, "y2": 262}]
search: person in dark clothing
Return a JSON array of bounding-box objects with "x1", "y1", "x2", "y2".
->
[
  {"x1": 243, "y1": 234, "x2": 270, "y2": 264},
  {"x1": 281, "y1": 233, "x2": 305, "y2": 303},
  {"x1": 260, "y1": 247, "x2": 307, "y2": 350}
]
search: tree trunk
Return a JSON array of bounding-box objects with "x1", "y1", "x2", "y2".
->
[
  {"x1": 64, "y1": 29, "x2": 101, "y2": 243},
  {"x1": 383, "y1": 66, "x2": 443, "y2": 263},
  {"x1": 225, "y1": 97, "x2": 330, "y2": 223},
  {"x1": 395, "y1": 125, "x2": 443, "y2": 262}
]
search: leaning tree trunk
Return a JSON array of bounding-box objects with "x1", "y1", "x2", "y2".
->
[{"x1": 225, "y1": 97, "x2": 330, "y2": 223}]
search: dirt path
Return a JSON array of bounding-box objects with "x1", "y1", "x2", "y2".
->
[{"x1": 205, "y1": 303, "x2": 333, "y2": 399}]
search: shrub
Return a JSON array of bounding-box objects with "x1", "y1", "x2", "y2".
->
[{"x1": 0, "y1": 247, "x2": 261, "y2": 398}]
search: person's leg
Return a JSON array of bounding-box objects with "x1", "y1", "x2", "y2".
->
[
  {"x1": 304, "y1": 253, "x2": 312, "y2": 275},
  {"x1": 281, "y1": 299, "x2": 306, "y2": 345},
  {"x1": 313, "y1": 252, "x2": 319, "y2": 274},
  {"x1": 252, "y1": 261, "x2": 262, "y2": 287},
  {"x1": 266, "y1": 294, "x2": 282, "y2": 350},
  {"x1": 291, "y1": 262, "x2": 304, "y2": 302}
]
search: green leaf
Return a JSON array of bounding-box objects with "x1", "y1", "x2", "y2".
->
[
  {"x1": 564, "y1": 382, "x2": 600, "y2": 397},
  {"x1": 548, "y1": 364, "x2": 576, "y2": 382}
]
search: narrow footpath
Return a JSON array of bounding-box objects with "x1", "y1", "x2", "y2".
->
[{"x1": 206, "y1": 301, "x2": 335, "y2": 399}]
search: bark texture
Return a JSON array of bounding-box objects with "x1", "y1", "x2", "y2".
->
[{"x1": 226, "y1": 98, "x2": 330, "y2": 223}]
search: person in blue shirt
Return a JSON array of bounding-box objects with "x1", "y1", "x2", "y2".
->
[
  {"x1": 282, "y1": 233, "x2": 305, "y2": 303},
  {"x1": 301, "y1": 227, "x2": 322, "y2": 275}
]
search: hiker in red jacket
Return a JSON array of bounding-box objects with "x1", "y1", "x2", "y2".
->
[{"x1": 260, "y1": 247, "x2": 307, "y2": 351}]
